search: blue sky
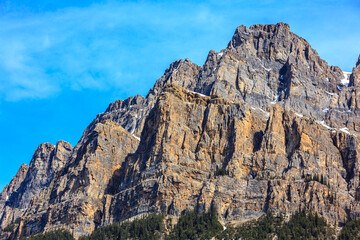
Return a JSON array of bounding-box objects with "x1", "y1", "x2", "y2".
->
[{"x1": 0, "y1": 0, "x2": 359, "y2": 189}]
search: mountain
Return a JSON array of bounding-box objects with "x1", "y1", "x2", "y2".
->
[{"x1": 1, "y1": 22, "x2": 360, "y2": 239}]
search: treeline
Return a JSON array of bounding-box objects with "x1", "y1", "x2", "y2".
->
[
  {"x1": 217, "y1": 211, "x2": 282, "y2": 239},
  {"x1": 24, "y1": 229, "x2": 74, "y2": 240},
  {"x1": 167, "y1": 208, "x2": 222, "y2": 239},
  {"x1": 79, "y1": 213, "x2": 164, "y2": 240},
  {"x1": 218, "y1": 209, "x2": 334, "y2": 240},
  {"x1": 21, "y1": 209, "x2": 360, "y2": 239},
  {"x1": 81, "y1": 209, "x2": 222, "y2": 240},
  {"x1": 338, "y1": 218, "x2": 360, "y2": 239},
  {"x1": 277, "y1": 209, "x2": 334, "y2": 239}
]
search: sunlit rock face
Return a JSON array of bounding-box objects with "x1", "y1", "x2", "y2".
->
[{"x1": 1, "y1": 23, "x2": 360, "y2": 239}]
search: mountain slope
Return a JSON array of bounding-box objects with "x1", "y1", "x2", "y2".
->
[{"x1": 1, "y1": 22, "x2": 360, "y2": 239}]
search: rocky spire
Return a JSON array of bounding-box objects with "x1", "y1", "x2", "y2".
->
[{"x1": 349, "y1": 54, "x2": 360, "y2": 87}]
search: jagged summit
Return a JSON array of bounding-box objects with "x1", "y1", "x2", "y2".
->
[
  {"x1": 1, "y1": 23, "x2": 360, "y2": 239},
  {"x1": 228, "y1": 22, "x2": 291, "y2": 51}
]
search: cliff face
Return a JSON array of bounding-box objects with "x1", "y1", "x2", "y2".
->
[
  {"x1": 1, "y1": 23, "x2": 360, "y2": 239},
  {"x1": 0, "y1": 164, "x2": 28, "y2": 217}
]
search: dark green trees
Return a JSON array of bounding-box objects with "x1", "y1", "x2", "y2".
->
[
  {"x1": 339, "y1": 218, "x2": 360, "y2": 240},
  {"x1": 23, "y1": 208, "x2": 350, "y2": 240},
  {"x1": 26, "y1": 229, "x2": 74, "y2": 240},
  {"x1": 277, "y1": 209, "x2": 334, "y2": 239},
  {"x1": 167, "y1": 208, "x2": 223, "y2": 240},
  {"x1": 79, "y1": 213, "x2": 164, "y2": 240}
]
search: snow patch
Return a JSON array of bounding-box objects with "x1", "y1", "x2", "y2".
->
[
  {"x1": 131, "y1": 114, "x2": 138, "y2": 134},
  {"x1": 294, "y1": 112, "x2": 303, "y2": 118},
  {"x1": 340, "y1": 72, "x2": 351, "y2": 87},
  {"x1": 340, "y1": 127, "x2": 350, "y2": 135},
  {"x1": 218, "y1": 52, "x2": 223, "y2": 57},
  {"x1": 251, "y1": 107, "x2": 270, "y2": 118},
  {"x1": 325, "y1": 91, "x2": 335, "y2": 96},
  {"x1": 189, "y1": 90, "x2": 206, "y2": 97},
  {"x1": 316, "y1": 120, "x2": 332, "y2": 130},
  {"x1": 132, "y1": 134, "x2": 140, "y2": 141},
  {"x1": 262, "y1": 65, "x2": 271, "y2": 71},
  {"x1": 313, "y1": 120, "x2": 355, "y2": 136}
]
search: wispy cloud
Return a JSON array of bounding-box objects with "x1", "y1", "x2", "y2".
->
[
  {"x1": 0, "y1": 1, "x2": 227, "y2": 101},
  {"x1": 0, "y1": 0, "x2": 359, "y2": 101}
]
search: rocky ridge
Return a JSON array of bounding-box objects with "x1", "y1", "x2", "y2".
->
[{"x1": 1, "y1": 23, "x2": 360, "y2": 239}]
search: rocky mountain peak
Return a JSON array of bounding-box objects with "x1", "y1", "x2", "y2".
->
[
  {"x1": 16, "y1": 164, "x2": 29, "y2": 175},
  {"x1": 146, "y1": 58, "x2": 202, "y2": 99},
  {"x1": 105, "y1": 95, "x2": 146, "y2": 113},
  {"x1": 227, "y1": 22, "x2": 292, "y2": 58},
  {"x1": 35, "y1": 142, "x2": 54, "y2": 153},
  {"x1": 250, "y1": 22, "x2": 290, "y2": 32},
  {"x1": 29, "y1": 141, "x2": 71, "y2": 172}
]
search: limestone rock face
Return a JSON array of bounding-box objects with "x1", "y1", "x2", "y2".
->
[
  {"x1": 0, "y1": 141, "x2": 72, "y2": 230},
  {"x1": 108, "y1": 84, "x2": 263, "y2": 222},
  {"x1": 2, "y1": 23, "x2": 360, "y2": 239},
  {"x1": 103, "y1": 84, "x2": 359, "y2": 228},
  {"x1": 9, "y1": 120, "x2": 140, "y2": 238},
  {"x1": 0, "y1": 164, "x2": 28, "y2": 216},
  {"x1": 84, "y1": 58, "x2": 202, "y2": 141}
]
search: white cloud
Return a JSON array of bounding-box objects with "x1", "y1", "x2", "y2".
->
[{"x1": 0, "y1": 1, "x2": 228, "y2": 101}]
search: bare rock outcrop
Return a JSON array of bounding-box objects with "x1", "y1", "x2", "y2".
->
[
  {"x1": 0, "y1": 141, "x2": 72, "y2": 230},
  {"x1": 13, "y1": 120, "x2": 139, "y2": 238},
  {"x1": 0, "y1": 164, "x2": 28, "y2": 216}
]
